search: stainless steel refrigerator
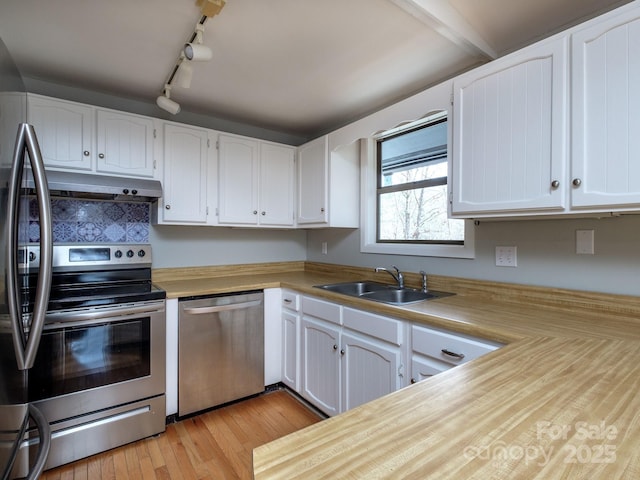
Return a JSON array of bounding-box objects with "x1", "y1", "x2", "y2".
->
[{"x1": 0, "y1": 36, "x2": 53, "y2": 479}]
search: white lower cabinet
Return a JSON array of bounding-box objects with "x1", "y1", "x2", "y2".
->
[
  {"x1": 409, "y1": 323, "x2": 502, "y2": 383},
  {"x1": 281, "y1": 290, "x2": 301, "y2": 391},
  {"x1": 299, "y1": 296, "x2": 404, "y2": 416},
  {"x1": 341, "y1": 331, "x2": 403, "y2": 412},
  {"x1": 410, "y1": 355, "x2": 451, "y2": 384},
  {"x1": 301, "y1": 316, "x2": 341, "y2": 416}
]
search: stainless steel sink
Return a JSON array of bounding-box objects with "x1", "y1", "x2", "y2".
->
[
  {"x1": 314, "y1": 281, "x2": 453, "y2": 305},
  {"x1": 315, "y1": 281, "x2": 390, "y2": 296}
]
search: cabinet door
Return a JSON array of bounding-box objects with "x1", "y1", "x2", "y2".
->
[
  {"x1": 162, "y1": 124, "x2": 208, "y2": 224},
  {"x1": 96, "y1": 110, "x2": 155, "y2": 178},
  {"x1": 259, "y1": 143, "x2": 295, "y2": 226},
  {"x1": 571, "y1": 9, "x2": 640, "y2": 209},
  {"x1": 297, "y1": 136, "x2": 328, "y2": 224},
  {"x1": 410, "y1": 355, "x2": 450, "y2": 384},
  {"x1": 282, "y1": 310, "x2": 299, "y2": 391},
  {"x1": 27, "y1": 95, "x2": 93, "y2": 170},
  {"x1": 301, "y1": 317, "x2": 340, "y2": 416},
  {"x1": 218, "y1": 134, "x2": 259, "y2": 224},
  {"x1": 451, "y1": 37, "x2": 567, "y2": 216},
  {"x1": 341, "y1": 331, "x2": 402, "y2": 412}
]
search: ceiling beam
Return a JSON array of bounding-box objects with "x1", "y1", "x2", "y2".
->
[{"x1": 389, "y1": 0, "x2": 498, "y2": 59}]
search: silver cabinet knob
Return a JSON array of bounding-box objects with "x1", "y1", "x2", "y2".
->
[
  {"x1": 98, "y1": 153, "x2": 105, "y2": 159},
  {"x1": 333, "y1": 344, "x2": 338, "y2": 350},
  {"x1": 253, "y1": 210, "x2": 258, "y2": 215},
  {"x1": 572, "y1": 178, "x2": 582, "y2": 187},
  {"x1": 165, "y1": 205, "x2": 171, "y2": 210},
  {"x1": 551, "y1": 180, "x2": 560, "y2": 188},
  {"x1": 340, "y1": 349, "x2": 345, "y2": 356},
  {"x1": 261, "y1": 211, "x2": 266, "y2": 216},
  {"x1": 83, "y1": 150, "x2": 90, "y2": 157},
  {"x1": 320, "y1": 207, "x2": 325, "y2": 213},
  {"x1": 410, "y1": 378, "x2": 417, "y2": 384}
]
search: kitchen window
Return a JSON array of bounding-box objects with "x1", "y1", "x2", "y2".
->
[{"x1": 360, "y1": 111, "x2": 475, "y2": 258}]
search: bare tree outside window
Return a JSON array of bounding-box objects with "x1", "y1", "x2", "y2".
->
[{"x1": 377, "y1": 117, "x2": 464, "y2": 244}]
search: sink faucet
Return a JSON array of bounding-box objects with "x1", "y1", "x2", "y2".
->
[
  {"x1": 419, "y1": 270, "x2": 428, "y2": 292},
  {"x1": 374, "y1": 265, "x2": 404, "y2": 289}
]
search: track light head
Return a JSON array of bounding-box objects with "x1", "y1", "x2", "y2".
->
[
  {"x1": 184, "y1": 23, "x2": 212, "y2": 61},
  {"x1": 156, "y1": 85, "x2": 180, "y2": 114},
  {"x1": 184, "y1": 43, "x2": 212, "y2": 61}
]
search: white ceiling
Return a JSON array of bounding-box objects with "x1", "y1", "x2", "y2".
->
[{"x1": 0, "y1": 0, "x2": 632, "y2": 141}]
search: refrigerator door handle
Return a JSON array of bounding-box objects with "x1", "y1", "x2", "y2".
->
[
  {"x1": 25, "y1": 404, "x2": 52, "y2": 480},
  {"x1": 6, "y1": 123, "x2": 53, "y2": 371}
]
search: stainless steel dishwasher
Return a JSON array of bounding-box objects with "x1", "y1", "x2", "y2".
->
[{"x1": 178, "y1": 291, "x2": 264, "y2": 417}]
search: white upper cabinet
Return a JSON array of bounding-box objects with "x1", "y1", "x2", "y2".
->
[
  {"x1": 218, "y1": 133, "x2": 295, "y2": 227},
  {"x1": 260, "y1": 143, "x2": 295, "y2": 226},
  {"x1": 95, "y1": 109, "x2": 155, "y2": 178},
  {"x1": 297, "y1": 136, "x2": 328, "y2": 225},
  {"x1": 218, "y1": 134, "x2": 259, "y2": 225},
  {"x1": 28, "y1": 94, "x2": 93, "y2": 171},
  {"x1": 27, "y1": 94, "x2": 157, "y2": 179},
  {"x1": 451, "y1": 36, "x2": 568, "y2": 217},
  {"x1": 571, "y1": 7, "x2": 640, "y2": 210},
  {"x1": 296, "y1": 135, "x2": 359, "y2": 227},
  {"x1": 160, "y1": 123, "x2": 209, "y2": 224}
]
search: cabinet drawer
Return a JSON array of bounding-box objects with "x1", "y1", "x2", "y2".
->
[
  {"x1": 411, "y1": 324, "x2": 500, "y2": 366},
  {"x1": 302, "y1": 296, "x2": 341, "y2": 325},
  {"x1": 343, "y1": 308, "x2": 402, "y2": 346},
  {"x1": 282, "y1": 291, "x2": 300, "y2": 311}
]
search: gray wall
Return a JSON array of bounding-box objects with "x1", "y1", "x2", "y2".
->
[
  {"x1": 150, "y1": 225, "x2": 307, "y2": 269},
  {"x1": 306, "y1": 215, "x2": 640, "y2": 296}
]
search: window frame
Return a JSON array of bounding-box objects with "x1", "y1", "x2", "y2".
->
[{"x1": 360, "y1": 111, "x2": 475, "y2": 258}]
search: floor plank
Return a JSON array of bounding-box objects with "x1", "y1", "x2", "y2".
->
[{"x1": 40, "y1": 390, "x2": 322, "y2": 480}]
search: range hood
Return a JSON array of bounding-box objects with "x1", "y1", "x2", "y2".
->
[{"x1": 30, "y1": 170, "x2": 163, "y2": 202}]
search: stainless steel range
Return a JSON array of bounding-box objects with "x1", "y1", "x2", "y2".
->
[{"x1": 16, "y1": 243, "x2": 166, "y2": 473}]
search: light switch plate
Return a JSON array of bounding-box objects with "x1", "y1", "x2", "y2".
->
[
  {"x1": 576, "y1": 230, "x2": 595, "y2": 254},
  {"x1": 496, "y1": 246, "x2": 517, "y2": 267}
]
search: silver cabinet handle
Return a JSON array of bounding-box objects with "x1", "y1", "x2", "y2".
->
[
  {"x1": 333, "y1": 344, "x2": 338, "y2": 350},
  {"x1": 551, "y1": 180, "x2": 560, "y2": 188},
  {"x1": 182, "y1": 300, "x2": 262, "y2": 315},
  {"x1": 261, "y1": 211, "x2": 266, "y2": 216},
  {"x1": 165, "y1": 205, "x2": 171, "y2": 210},
  {"x1": 441, "y1": 348, "x2": 465, "y2": 360},
  {"x1": 340, "y1": 349, "x2": 345, "y2": 355},
  {"x1": 283, "y1": 298, "x2": 292, "y2": 304},
  {"x1": 83, "y1": 150, "x2": 90, "y2": 156},
  {"x1": 253, "y1": 210, "x2": 258, "y2": 215},
  {"x1": 410, "y1": 378, "x2": 417, "y2": 384},
  {"x1": 98, "y1": 153, "x2": 105, "y2": 159},
  {"x1": 572, "y1": 178, "x2": 582, "y2": 187}
]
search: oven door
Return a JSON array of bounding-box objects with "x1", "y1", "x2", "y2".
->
[{"x1": 30, "y1": 300, "x2": 165, "y2": 424}]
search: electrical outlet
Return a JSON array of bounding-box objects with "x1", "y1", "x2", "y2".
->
[
  {"x1": 321, "y1": 241, "x2": 328, "y2": 255},
  {"x1": 496, "y1": 246, "x2": 517, "y2": 267}
]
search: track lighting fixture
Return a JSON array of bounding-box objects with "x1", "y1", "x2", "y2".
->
[
  {"x1": 184, "y1": 24, "x2": 213, "y2": 61},
  {"x1": 156, "y1": 85, "x2": 181, "y2": 115},
  {"x1": 155, "y1": 0, "x2": 225, "y2": 114}
]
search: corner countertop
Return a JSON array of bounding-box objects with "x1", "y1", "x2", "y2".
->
[{"x1": 153, "y1": 266, "x2": 640, "y2": 479}]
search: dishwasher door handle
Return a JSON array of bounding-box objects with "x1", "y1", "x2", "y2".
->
[{"x1": 182, "y1": 300, "x2": 262, "y2": 315}]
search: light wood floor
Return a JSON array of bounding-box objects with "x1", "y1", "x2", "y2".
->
[{"x1": 40, "y1": 390, "x2": 323, "y2": 480}]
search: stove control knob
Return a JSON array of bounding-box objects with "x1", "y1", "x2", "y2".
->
[
  {"x1": 127, "y1": 250, "x2": 134, "y2": 258},
  {"x1": 138, "y1": 249, "x2": 146, "y2": 258},
  {"x1": 114, "y1": 250, "x2": 123, "y2": 258}
]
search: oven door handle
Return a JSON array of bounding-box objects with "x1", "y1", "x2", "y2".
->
[
  {"x1": 182, "y1": 300, "x2": 262, "y2": 315},
  {"x1": 45, "y1": 302, "x2": 164, "y2": 328}
]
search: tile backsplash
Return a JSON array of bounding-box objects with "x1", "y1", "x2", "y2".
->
[{"x1": 29, "y1": 198, "x2": 150, "y2": 243}]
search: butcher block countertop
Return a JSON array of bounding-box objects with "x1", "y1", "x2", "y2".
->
[{"x1": 153, "y1": 262, "x2": 640, "y2": 479}]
